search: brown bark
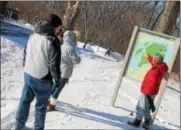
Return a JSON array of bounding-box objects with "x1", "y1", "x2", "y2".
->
[
  {"x1": 155, "y1": 1, "x2": 180, "y2": 82},
  {"x1": 63, "y1": 1, "x2": 80, "y2": 30},
  {"x1": 155, "y1": 1, "x2": 180, "y2": 35},
  {"x1": 150, "y1": 8, "x2": 164, "y2": 30},
  {"x1": 147, "y1": 1, "x2": 158, "y2": 29}
]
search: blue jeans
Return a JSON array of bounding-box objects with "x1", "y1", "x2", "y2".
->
[
  {"x1": 15, "y1": 73, "x2": 53, "y2": 130},
  {"x1": 136, "y1": 93, "x2": 155, "y2": 120},
  {"x1": 51, "y1": 78, "x2": 68, "y2": 99}
]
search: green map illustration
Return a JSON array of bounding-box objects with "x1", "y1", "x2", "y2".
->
[{"x1": 125, "y1": 31, "x2": 176, "y2": 82}]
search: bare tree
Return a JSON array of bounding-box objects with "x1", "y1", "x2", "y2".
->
[
  {"x1": 155, "y1": 1, "x2": 180, "y2": 81},
  {"x1": 155, "y1": 1, "x2": 180, "y2": 34},
  {"x1": 147, "y1": 1, "x2": 158, "y2": 29},
  {"x1": 8, "y1": 1, "x2": 57, "y2": 24},
  {"x1": 150, "y1": 7, "x2": 164, "y2": 30},
  {"x1": 9, "y1": 1, "x2": 177, "y2": 59},
  {"x1": 63, "y1": 1, "x2": 81, "y2": 30}
]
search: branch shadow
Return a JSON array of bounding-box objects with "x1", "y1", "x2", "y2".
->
[
  {"x1": 55, "y1": 101, "x2": 170, "y2": 129},
  {"x1": 167, "y1": 85, "x2": 180, "y2": 93},
  {"x1": 114, "y1": 106, "x2": 135, "y2": 114}
]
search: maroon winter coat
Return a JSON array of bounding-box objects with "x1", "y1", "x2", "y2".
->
[{"x1": 141, "y1": 56, "x2": 168, "y2": 95}]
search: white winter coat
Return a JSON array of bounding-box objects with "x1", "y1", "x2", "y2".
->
[{"x1": 61, "y1": 30, "x2": 81, "y2": 78}]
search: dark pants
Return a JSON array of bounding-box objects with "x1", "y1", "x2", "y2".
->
[
  {"x1": 15, "y1": 73, "x2": 53, "y2": 130},
  {"x1": 51, "y1": 78, "x2": 68, "y2": 99}
]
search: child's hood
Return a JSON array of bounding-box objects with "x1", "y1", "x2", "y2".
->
[
  {"x1": 154, "y1": 62, "x2": 168, "y2": 73},
  {"x1": 63, "y1": 30, "x2": 76, "y2": 47}
]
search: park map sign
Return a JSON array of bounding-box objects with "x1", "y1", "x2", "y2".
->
[
  {"x1": 111, "y1": 26, "x2": 180, "y2": 124},
  {"x1": 125, "y1": 28, "x2": 177, "y2": 82}
]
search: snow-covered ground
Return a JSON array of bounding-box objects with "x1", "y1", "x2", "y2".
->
[
  {"x1": 1, "y1": 20, "x2": 32, "y2": 47},
  {"x1": 1, "y1": 20, "x2": 180, "y2": 130},
  {"x1": 3, "y1": 18, "x2": 34, "y2": 30}
]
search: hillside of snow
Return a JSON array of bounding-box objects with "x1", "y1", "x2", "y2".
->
[
  {"x1": 3, "y1": 18, "x2": 34, "y2": 30},
  {"x1": 1, "y1": 20, "x2": 180, "y2": 130}
]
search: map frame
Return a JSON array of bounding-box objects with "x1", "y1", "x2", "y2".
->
[
  {"x1": 111, "y1": 26, "x2": 180, "y2": 123},
  {"x1": 125, "y1": 27, "x2": 177, "y2": 82}
]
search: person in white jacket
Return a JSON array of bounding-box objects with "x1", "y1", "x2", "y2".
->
[
  {"x1": 15, "y1": 13, "x2": 62, "y2": 130},
  {"x1": 47, "y1": 30, "x2": 81, "y2": 111}
]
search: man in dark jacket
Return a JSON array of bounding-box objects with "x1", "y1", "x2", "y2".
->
[{"x1": 15, "y1": 14, "x2": 62, "y2": 130}]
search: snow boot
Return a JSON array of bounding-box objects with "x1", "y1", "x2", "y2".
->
[
  {"x1": 142, "y1": 118, "x2": 150, "y2": 130},
  {"x1": 127, "y1": 118, "x2": 142, "y2": 127}
]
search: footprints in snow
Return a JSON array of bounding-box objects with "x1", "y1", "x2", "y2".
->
[
  {"x1": 82, "y1": 93, "x2": 101, "y2": 103},
  {"x1": 61, "y1": 115, "x2": 74, "y2": 125}
]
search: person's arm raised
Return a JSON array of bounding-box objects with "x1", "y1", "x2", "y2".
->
[{"x1": 144, "y1": 53, "x2": 154, "y2": 65}]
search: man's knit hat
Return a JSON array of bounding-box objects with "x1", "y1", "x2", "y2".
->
[{"x1": 46, "y1": 13, "x2": 62, "y2": 28}]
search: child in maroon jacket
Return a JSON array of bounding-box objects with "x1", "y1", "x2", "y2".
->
[{"x1": 128, "y1": 53, "x2": 168, "y2": 129}]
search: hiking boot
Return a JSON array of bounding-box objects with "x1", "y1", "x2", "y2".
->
[
  {"x1": 127, "y1": 118, "x2": 142, "y2": 127},
  {"x1": 47, "y1": 102, "x2": 55, "y2": 112},
  {"x1": 142, "y1": 118, "x2": 150, "y2": 129}
]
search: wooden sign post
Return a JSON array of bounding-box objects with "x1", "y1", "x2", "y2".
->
[
  {"x1": 151, "y1": 38, "x2": 180, "y2": 124},
  {"x1": 111, "y1": 26, "x2": 139, "y2": 106}
]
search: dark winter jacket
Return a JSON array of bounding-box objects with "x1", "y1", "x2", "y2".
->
[
  {"x1": 23, "y1": 21, "x2": 61, "y2": 83},
  {"x1": 141, "y1": 56, "x2": 168, "y2": 95}
]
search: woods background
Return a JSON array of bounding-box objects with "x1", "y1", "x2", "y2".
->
[{"x1": 7, "y1": 1, "x2": 180, "y2": 82}]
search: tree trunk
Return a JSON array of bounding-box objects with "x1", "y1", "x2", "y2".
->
[
  {"x1": 147, "y1": 1, "x2": 158, "y2": 29},
  {"x1": 150, "y1": 8, "x2": 164, "y2": 30},
  {"x1": 155, "y1": 1, "x2": 180, "y2": 35},
  {"x1": 0, "y1": 1, "x2": 7, "y2": 16},
  {"x1": 63, "y1": 1, "x2": 81, "y2": 30},
  {"x1": 155, "y1": 1, "x2": 180, "y2": 81}
]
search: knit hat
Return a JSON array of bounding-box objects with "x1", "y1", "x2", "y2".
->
[{"x1": 46, "y1": 13, "x2": 62, "y2": 28}]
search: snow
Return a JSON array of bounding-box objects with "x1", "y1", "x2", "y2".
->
[
  {"x1": 24, "y1": 23, "x2": 34, "y2": 29},
  {"x1": 3, "y1": 18, "x2": 34, "y2": 30},
  {"x1": 0, "y1": 20, "x2": 32, "y2": 47},
  {"x1": 1, "y1": 20, "x2": 180, "y2": 130},
  {"x1": 76, "y1": 42, "x2": 124, "y2": 62}
]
